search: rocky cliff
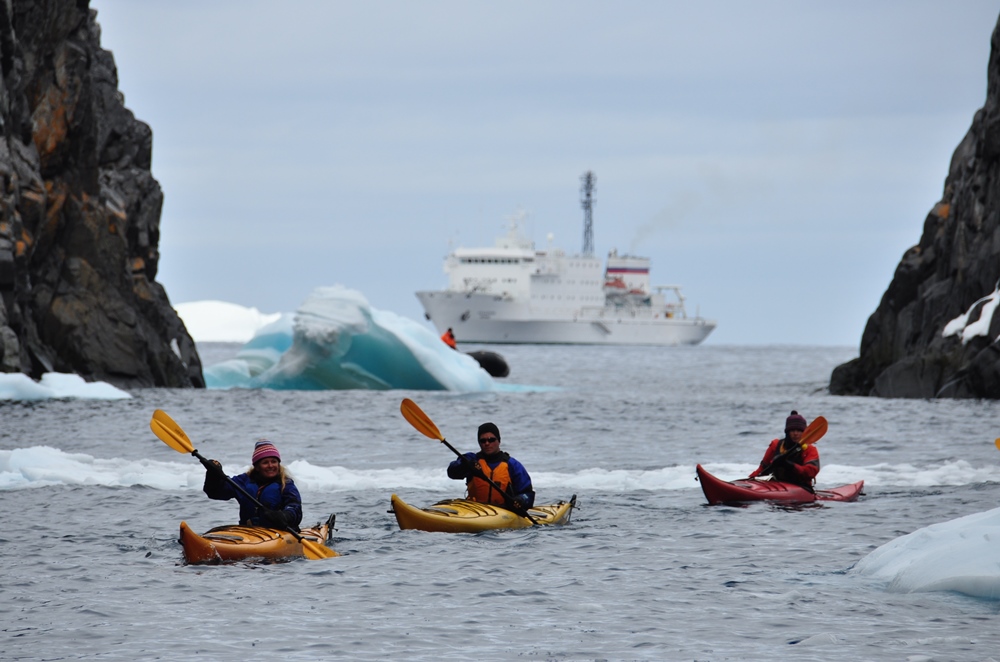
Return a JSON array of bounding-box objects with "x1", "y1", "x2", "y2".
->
[
  {"x1": 830, "y1": 14, "x2": 1000, "y2": 399},
  {"x1": 0, "y1": 0, "x2": 202, "y2": 388}
]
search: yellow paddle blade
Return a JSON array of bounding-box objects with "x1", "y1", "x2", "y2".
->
[
  {"x1": 995, "y1": 438, "x2": 1000, "y2": 451},
  {"x1": 301, "y1": 537, "x2": 338, "y2": 560},
  {"x1": 150, "y1": 409, "x2": 196, "y2": 454},
  {"x1": 801, "y1": 416, "x2": 828, "y2": 447},
  {"x1": 400, "y1": 398, "x2": 444, "y2": 441}
]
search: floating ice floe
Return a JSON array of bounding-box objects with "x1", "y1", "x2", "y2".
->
[
  {"x1": 852, "y1": 506, "x2": 1000, "y2": 600},
  {"x1": 0, "y1": 373, "x2": 131, "y2": 401}
]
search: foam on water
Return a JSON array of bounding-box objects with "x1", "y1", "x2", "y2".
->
[
  {"x1": 6, "y1": 446, "x2": 999, "y2": 494},
  {"x1": 6, "y1": 442, "x2": 999, "y2": 601}
]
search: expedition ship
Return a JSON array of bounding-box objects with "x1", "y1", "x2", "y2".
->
[{"x1": 416, "y1": 208, "x2": 716, "y2": 346}]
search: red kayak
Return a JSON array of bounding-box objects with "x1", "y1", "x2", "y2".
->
[{"x1": 696, "y1": 464, "x2": 864, "y2": 505}]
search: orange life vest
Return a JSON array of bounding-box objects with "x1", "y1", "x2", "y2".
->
[
  {"x1": 467, "y1": 458, "x2": 512, "y2": 505},
  {"x1": 441, "y1": 330, "x2": 457, "y2": 349}
]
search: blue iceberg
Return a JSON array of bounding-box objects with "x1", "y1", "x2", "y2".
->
[{"x1": 203, "y1": 285, "x2": 497, "y2": 391}]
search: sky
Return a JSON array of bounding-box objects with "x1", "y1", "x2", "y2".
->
[{"x1": 90, "y1": 0, "x2": 1000, "y2": 346}]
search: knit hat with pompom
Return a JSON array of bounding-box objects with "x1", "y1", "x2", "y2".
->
[
  {"x1": 784, "y1": 411, "x2": 807, "y2": 432},
  {"x1": 251, "y1": 439, "x2": 281, "y2": 464}
]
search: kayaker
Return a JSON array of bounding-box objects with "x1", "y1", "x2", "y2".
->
[
  {"x1": 441, "y1": 327, "x2": 457, "y2": 349},
  {"x1": 447, "y1": 422, "x2": 535, "y2": 510},
  {"x1": 203, "y1": 439, "x2": 303, "y2": 531},
  {"x1": 747, "y1": 410, "x2": 820, "y2": 489}
]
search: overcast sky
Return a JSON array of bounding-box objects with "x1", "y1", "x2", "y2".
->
[{"x1": 90, "y1": 1, "x2": 1000, "y2": 346}]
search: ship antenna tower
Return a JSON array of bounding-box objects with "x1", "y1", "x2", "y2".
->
[{"x1": 581, "y1": 171, "x2": 596, "y2": 255}]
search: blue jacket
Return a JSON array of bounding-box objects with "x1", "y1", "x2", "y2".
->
[
  {"x1": 447, "y1": 451, "x2": 535, "y2": 508},
  {"x1": 203, "y1": 470, "x2": 303, "y2": 528}
]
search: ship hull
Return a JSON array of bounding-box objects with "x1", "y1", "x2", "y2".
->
[{"x1": 417, "y1": 291, "x2": 715, "y2": 346}]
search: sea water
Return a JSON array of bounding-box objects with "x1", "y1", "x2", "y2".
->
[{"x1": 2, "y1": 344, "x2": 999, "y2": 661}]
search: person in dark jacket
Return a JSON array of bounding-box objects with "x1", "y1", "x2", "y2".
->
[
  {"x1": 447, "y1": 422, "x2": 535, "y2": 510},
  {"x1": 748, "y1": 410, "x2": 820, "y2": 489},
  {"x1": 203, "y1": 439, "x2": 303, "y2": 530}
]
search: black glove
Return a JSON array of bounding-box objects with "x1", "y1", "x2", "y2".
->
[
  {"x1": 511, "y1": 494, "x2": 531, "y2": 512},
  {"x1": 773, "y1": 445, "x2": 799, "y2": 467},
  {"x1": 202, "y1": 459, "x2": 227, "y2": 492},
  {"x1": 461, "y1": 455, "x2": 479, "y2": 475},
  {"x1": 259, "y1": 508, "x2": 290, "y2": 529}
]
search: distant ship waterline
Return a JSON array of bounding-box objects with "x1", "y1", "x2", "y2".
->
[{"x1": 416, "y1": 208, "x2": 716, "y2": 346}]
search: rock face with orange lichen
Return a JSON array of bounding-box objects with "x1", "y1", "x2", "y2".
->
[
  {"x1": 0, "y1": 0, "x2": 203, "y2": 388},
  {"x1": 829, "y1": 14, "x2": 1000, "y2": 399}
]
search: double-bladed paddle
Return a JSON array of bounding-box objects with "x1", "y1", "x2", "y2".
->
[
  {"x1": 149, "y1": 409, "x2": 336, "y2": 560},
  {"x1": 399, "y1": 398, "x2": 539, "y2": 525},
  {"x1": 753, "y1": 415, "x2": 828, "y2": 478}
]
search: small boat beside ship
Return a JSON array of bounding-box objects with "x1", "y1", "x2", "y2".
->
[
  {"x1": 416, "y1": 199, "x2": 715, "y2": 346},
  {"x1": 465, "y1": 350, "x2": 509, "y2": 377}
]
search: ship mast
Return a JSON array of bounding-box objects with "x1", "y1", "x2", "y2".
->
[{"x1": 580, "y1": 171, "x2": 595, "y2": 256}]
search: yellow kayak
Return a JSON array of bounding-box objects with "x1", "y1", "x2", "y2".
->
[
  {"x1": 179, "y1": 514, "x2": 338, "y2": 564},
  {"x1": 390, "y1": 494, "x2": 576, "y2": 533}
]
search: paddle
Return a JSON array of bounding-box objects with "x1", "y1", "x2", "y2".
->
[
  {"x1": 995, "y1": 438, "x2": 1000, "y2": 452},
  {"x1": 149, "y1": 409, "x2": 336, "y2": 560},
  {"x1": 753, "y1": 415, "x2": 828, "y2": 478},
  {"x1": 399, "y1": 398, "x2": 539, "y2": 524}
]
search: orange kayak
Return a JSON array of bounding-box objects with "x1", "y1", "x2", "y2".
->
[{"x1": 179, "y1": 514, "x2": 338, "y2": 564}]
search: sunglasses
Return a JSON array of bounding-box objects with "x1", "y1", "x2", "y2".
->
[{"x1": 478, "y1": 437, "x2": 499, "y2": 444}]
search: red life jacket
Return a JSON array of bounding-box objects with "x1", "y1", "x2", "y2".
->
[
  {"x1": 467, "y1": 457, "x2": 512, "y2": 505},
  {"x1": 751, "y1": 437, "x2": 820, "y2": 487}
]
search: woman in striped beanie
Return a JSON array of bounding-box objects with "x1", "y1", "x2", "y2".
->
[{"x1": 203, "y1": 438, "x2": 303, "y2": 530}]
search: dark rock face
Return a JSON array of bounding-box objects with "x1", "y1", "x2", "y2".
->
[
  {"x1": 0, "y1": 0, "x2": 203, "y2": 388},
  {"x1": 830, "y1": 14, "x2": 1000, "y2": 399}
]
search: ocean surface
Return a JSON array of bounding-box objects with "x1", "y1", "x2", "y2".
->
[{"x1": 3, "y1": 343, "x2": 1000, "y2": 661}]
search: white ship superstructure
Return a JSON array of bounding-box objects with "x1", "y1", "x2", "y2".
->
[{"x1": 416, "y1": 211, "x2": 716, "y2": 346}]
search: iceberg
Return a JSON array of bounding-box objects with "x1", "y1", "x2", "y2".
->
[
  {"x1": 0, "y1": 373, "x2": 131, "y2": 401},
  {"x1": 201, "y1": 285, "x2": 496, "y2": 391},
  {"x1": 852, "y1": 507, "x2": 1000, "y2": 600},
  {"x1": 175, "y1": 300, "x2": 283, "y2": 342}
]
